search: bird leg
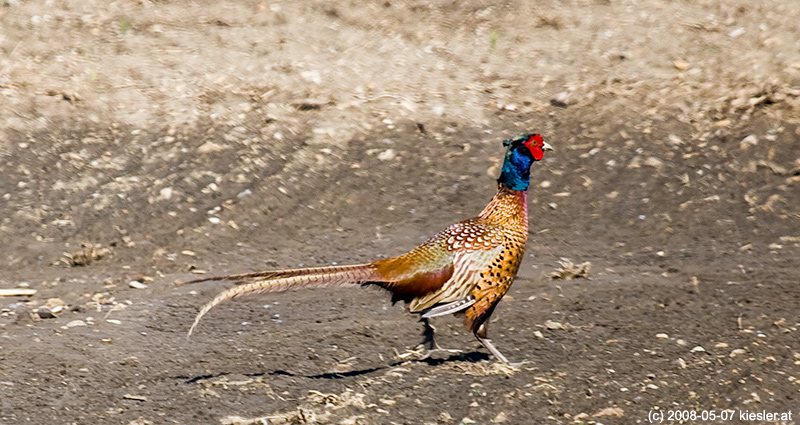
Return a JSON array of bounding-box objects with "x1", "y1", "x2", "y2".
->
[
  {"x1": 419, "y1": 317, "x2": 438, "y2": 350},
  {"x1": 475, "y1": 322, "x2": 510, "y2": 363},
  {"x1": 415, "y1": 318, "x2": 463, "y2": 356}
]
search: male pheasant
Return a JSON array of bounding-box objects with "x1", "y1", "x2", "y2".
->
[{"x1": 188, "y1": 134, "x2": 552, "y2": 363}]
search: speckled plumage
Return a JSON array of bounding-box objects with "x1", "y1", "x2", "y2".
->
[{"x1": 188, "y1": 134, "x2": 551, "y2": 363}]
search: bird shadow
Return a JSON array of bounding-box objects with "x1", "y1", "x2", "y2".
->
[{"x1": 181, "y1": 351, "x2": 489, "y2": 383}]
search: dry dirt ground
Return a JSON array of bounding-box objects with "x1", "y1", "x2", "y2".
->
[{"x1": 1, "y1": 0, "x2": 800, "y2": 424}]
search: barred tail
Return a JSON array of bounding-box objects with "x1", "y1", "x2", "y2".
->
[{"x1": 187, "y1": 264, "x2": 380, "y2": 338}]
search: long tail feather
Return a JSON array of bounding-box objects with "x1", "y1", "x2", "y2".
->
[
  {"x1": 183, "y1": 267, "x2": 327, "y2": 285},
  {"x1": 187, "y1": 264, "x2": 379, "y2": 338}
]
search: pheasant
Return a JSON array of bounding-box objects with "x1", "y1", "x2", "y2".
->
[{"x1": 187, "y1": 134, "x2": 552, "y2": 363}]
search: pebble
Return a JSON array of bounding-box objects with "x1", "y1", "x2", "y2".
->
[
  {"x1": 197, "y1": 141, "x2": 225, "y2": 153},
  {"x1": 158, "y1": 187, "x2": 173, "y2": 201},
  {"x1": 740, "y1": 135, "x2": 758, "y2": 149},
  {"x1": 492, "y1": 412, "x2": 508, "y2": 423},
  {"x1": 545, "y1": 320, "x2": 566, "y2": 330},
  {"x1": 728, "y1": 27, "x2": 746, "y2": 38},
  {"x1": 730, "y1": 348, "x2": 747, "y2": 358},
  {"x1": 36, "y1": 308, "x2": 57, "y2": 319},
  {"x1": 65, "y1": 320, "x2": 87, "y2": 328},
  {"x1": 377, "y1": 149, "x2": 396, "y2": 161},
  {"x1": 129, "y1": 281, "x2": 148, "y2": 289}
]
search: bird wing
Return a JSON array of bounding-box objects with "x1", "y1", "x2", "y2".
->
[{"x1": 407, "y1": 220, "x2": 505, "y2": 312}]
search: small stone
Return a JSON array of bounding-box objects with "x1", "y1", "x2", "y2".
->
[
  {"x1": 129, "y1": 281, "x2": 147, "y2": 289},
  {"x1": 65, "y1": 319, "x2": 87, "y2": 328},
  {"x1": 690, "y1": 346, "x2": 706, "y2": 353},
  {"x1": 158, "y1": 187, "x2": 173, "y2": 201},
  {"x1": 728, "y1": 27, "x2": 745, "y2": 38},
  {"x1": 655, "y1": 333, "x2": 669, "y2": 339},
  {"x1": 491, "y1": 412, "x2": 508, "y2": 423},
  {"x1": 740, "y1": 135, "x2": 758, "y2": 150},
  {"x1": 715, "y1": 342, "x2": 729, "y2": 348},
  {"x1": 36, "y1": 308, "x2": 57, "y2": 319},
  {"x1": 545, "y1": 320, "x2": 566, "y2": 330},
  {"x1": 377, "y1": 149, "x2": 397, "y2": 161},
  {"x1": 551, "y1": 91, "x2": 570, "y2": 108},
  {"x1": 197, "y1": 141, "x2": 226, "y2": 153},
  {"x1": 730, "y1": 348, "x2": 747, "y2": 358}
]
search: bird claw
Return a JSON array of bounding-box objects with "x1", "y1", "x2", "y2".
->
[
  {"x1": 415, "y1": 344, "x2": 463, "y2": 355},
  {"x1": 408, "y1": 345, "x2": 464, "y2": 361}
]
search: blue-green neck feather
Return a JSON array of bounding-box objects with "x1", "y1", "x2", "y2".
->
[{"x1": 498, "y1": 148, "x2": 533, "y2": 191}]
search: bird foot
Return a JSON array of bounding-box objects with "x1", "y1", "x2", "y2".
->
[
  {"x1": 407, "y1": 345, "x2": 464, "y2": 361},
  {"x1": 415, "y1": 344, "x2": 463, "y2": 355}
]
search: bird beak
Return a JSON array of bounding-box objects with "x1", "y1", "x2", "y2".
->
[{"x1": 542, "y1": 142, "x2": 554, "y2": 151}]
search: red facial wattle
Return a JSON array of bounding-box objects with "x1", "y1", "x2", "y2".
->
[{"x1": 523, "y1": 134, "x2": 545, "y2": 161}]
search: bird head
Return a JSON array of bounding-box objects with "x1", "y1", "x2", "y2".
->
[
  {"x1": 499, "y1": 133, "x2": 552, "y2": 191},
  {"x1": 502, "y1": 133, "x2": 553, "y2": 161}
]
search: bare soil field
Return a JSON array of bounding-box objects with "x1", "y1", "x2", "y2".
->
[{"x1": 1, "y1": 0, "x2": 799, "y2": 424}]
